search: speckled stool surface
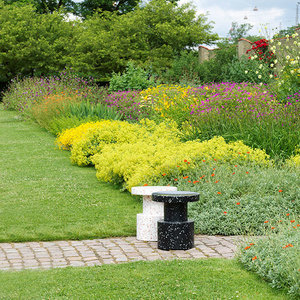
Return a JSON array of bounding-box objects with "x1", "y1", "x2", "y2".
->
[{"x1": 0, "y1": 235, "x2": 243, "y2": 271}]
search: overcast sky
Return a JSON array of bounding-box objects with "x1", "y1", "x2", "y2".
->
[
  {"x1": 179, "y1": 0, "x2": 299, "y2": 39},
  {"x1": 73, "y1": 0, "x2": 299, "y2": 39}
]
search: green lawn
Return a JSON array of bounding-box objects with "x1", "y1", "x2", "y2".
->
[
  {"x1": 0, "y1": 259, "x2": 289, "y2": 299},
  {"x1": 0, "y1": 109, "x2": 141, "y2": 242}
]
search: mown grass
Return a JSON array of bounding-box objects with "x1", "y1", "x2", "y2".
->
[
  {"x1": 0, "y1": 108, "x2": 141, "y2": 242},
  {"x1": 0, "y1": 259, "x2": 290, "y2": 299}
]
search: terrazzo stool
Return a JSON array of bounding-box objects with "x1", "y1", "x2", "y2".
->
[
  {"x1": 131, "y1": 186, "x2": 177, "y2": 241},
  {"x1": 152, "y1": 191, "x2": 199, "y2": 250}
]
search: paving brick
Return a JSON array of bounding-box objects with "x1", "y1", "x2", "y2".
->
[{"x1": 0, "y1": 235, "x2": 244, "y2": 271}]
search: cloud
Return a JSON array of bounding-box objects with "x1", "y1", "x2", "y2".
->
[{"x1": 179, "y1": 0, "x2": 287, "y2": 38}]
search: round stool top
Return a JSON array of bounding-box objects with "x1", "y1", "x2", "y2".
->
[
  {"x1": 131, "y1": 186, "x2": 177, "y2": 196},
  {"x1": 152, "y1": 191, "x2": 199, "y2": 203}
]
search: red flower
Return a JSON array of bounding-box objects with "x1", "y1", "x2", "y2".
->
[
  {"x1": 184, "y1": 159, "x2": 188, "y2": 162},
  {"x1": 291, "y1": 220, "x2": 295, "y2": 223},
  {"x1": 143, "y1": 184, "x2": 148, "y2": 186},
  {"x1": 286, "y1": 213, "x2": 290, "y2": 216},
  {"x1": 252, "y1": 256, "x2": 257, "y2": 261},
  {"x1": 211, "y1": 173, "x2": 215, "y2": 177},
  {"x1": 236, "y1": 202, "x2": 240, "y2": 205},
  {"x1": 217, "y1": 192, "x2": 221, "y2": 195},
  {"x1": 162, "y1": 173, "x2": 166, "y2": 176},
  {"x1": 174, "y1": 178, "x2": 178, "y2": 181},
  {"x1": 278, "y1": 189, "x2": 283, "y2": 193},
  {"x1": 224, "y1": 211, "x2": 227, "y2": 214},
  {"x1": 183, "y1": 176, "x2": 189, "y2": 179},
  {"x1": 193, "y1": 180, "x2": 199, "y2": 184},
  {"x1": 264, "y1": 220, "x2": 269, "y2": 223},
  {"x1": 245, "y1": 246, "x2": 251, "y2": 250}
]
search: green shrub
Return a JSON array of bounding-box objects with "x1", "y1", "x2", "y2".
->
[
  {"x1": 160, "y1": 50, "x2": 202, "y2": 85},
  {"x1": 109, "y1": 62, "x2": 156, "y2": 92},
  {"x1": 238, "y1": 221, "x2": 300, "y2": 298},
  {"x1": 154, "y1": 163, "x2": 300, "y2": 236},
  {"x1": 226, "y1": 55, "x2": 271, "y2": 84},
  {"x1": 197, "y1": 43, "x2": 237, "y2": 83}
]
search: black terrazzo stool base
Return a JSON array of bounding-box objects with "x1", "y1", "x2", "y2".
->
[
  {"x1": 157, "y1": 220, "x2": 194, "y2": 250},
  {"x1": 152, "y1": 191, "x2": 199, "y2": 251}
]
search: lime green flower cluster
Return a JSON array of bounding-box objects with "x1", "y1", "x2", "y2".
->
[
  {"x1": 56, "y1": 119, "x2": 180, "y2": 166},
  {"x1": 56, "y1": 119, "x2": 272, "y2": 191}
]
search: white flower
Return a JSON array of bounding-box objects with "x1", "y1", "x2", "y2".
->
[
  {"x1": 270, "y1": 63, "x2": 274, "y2": 67},
  {"x1": 255, "y1": 71, "x2": 259, "y2": 74},
  {"x1": 290, "y1": 70, "x2": 295, "y2": 74},
  {"x1": 259, "y1": 82, "x2": 263, "y2": 86},
  {"x1": 274, "y1": 59, "x2": 278, "y2": 64},
  {"x1": 286, "y1": 46, "x2": 289, "y2": 49},
  {"x1": 269, "y1": 74, "x2": 273, "y2": 78},
  {"x1": 286, "y1": 55, "x2": 290, "y2": 60},
  {"x1": 245, "y1": 70, "x2": 248, "y2": 74},
  {"x1": 259, "y1": 64, "x2": 263, "y2": 69},
  {"x1": 270, "y1": 39, "x2": 274, "y2": 43},
  {"x1": 258, "y1": 75, "x2": 262, "y2": 79},
  {"x1": 277, "y1": 42, "x2": 281, "y2": 46}
]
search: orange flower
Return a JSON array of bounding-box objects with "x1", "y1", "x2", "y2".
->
[
  {"x1": 217, "y1": 192, "x2": 221, "y2": 195},
  {"x1": 293, "y1": 226, "x2": 297, "y2": 229},
  {"x1": 238, "y1": 152, "x2": 241, "y2": 155},
  {"x1": 213, "y1": 168, "x2": 216, "y2": 170},
  {"x1": 249, "y1": 243, "x2": 255, "y2": 246},
  {"x1": 188, "y1": 180, "x2": 191, "y2": 183},
  {"x1": 232, "y1": 172, "x2": 235, "y2": 175},
  {"x1": 187, "y1": 162, "x2": 190, "y2": 164},
  {"x1": 184, "y1": 159, "x2": 188, "y2": 162},
  {"x1": 214, "y1": 159, "x2": 217, "y2": 161},
  {"x1": 183, "y1": 176, "x2": 189, "y2": 179},
  {"x1": 264, "y1": 220, "x2": 269, "y2": 223},
  {"x1": 245, "y1": 246, "x2": 251, "y2": 250},
  {"x1": 247, "y1": 151, "x2": 250, "y2": 154},
  {"x1": 297, "y1": 224, "x2": 300, "y2": 227},
  {"x1": 246, "y1": 171, "x2": 249, "y2": 174},
  {"x1": 143, "y1": 184, "x2": 148, "y2": 186},
  {"x1": 252, "y1": 256, "x2": 257, "y2": 261},
  {"x1": 193, "y1": 180, "x2": 199, "y2": 184},
  {"x1": 278, "y1": 189, "x2": 283, "y2": 193},
  {"x1": 211, "y1": 173, "x2": 215, "y2": 177},
  {"x1": 177, "y1": 165, "x2": 180, "y2": 168},
  {"x1": 235, "y1": 165, "x2": 237, "y2": 167},
  {"x1": 286, "y1": 213, "x2": 290, "y2": 216},
  {"x1": 236, "y1": 202, "x2": 240, "y2": 205},
  {"x1": 203, "y1": 160, "x2": 206, "y2": 162},
  {"x1": 215, "y1": 180, "x2": 219, "y2": 183},
  {"x1": 162, "y1": 173, "x2": 166, "y2": 176},
  {"x1": 279, "y1": 220, "x2": 282, "y2": 222},
  {"x1": 271, "y1": 226, "x2": 275, "y2": 230},
  {"x1": 291, "y1": 220, "x2": 295, "y2": 223},
  {"x1": 174, "y1": 178, "x2": 178, "y2": 181}
]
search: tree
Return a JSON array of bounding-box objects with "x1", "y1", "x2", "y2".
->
[
  {"x1": 3, "y1": 0, "x2": 77, "y2": 14},
  {"x1": 227, "y1": 22, "x2": 253, "y2": 43},
  {"x1": 72, "y1": 0, "x2": 218, "y2": 79},
  {"x1": 0, "y1": 1, "x2": 77, "y2": 82},
  {"x1": 79, "y1": 0, "x2": 140, "y2": 19}
]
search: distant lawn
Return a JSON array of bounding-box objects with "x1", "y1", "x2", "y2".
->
[
  {"x1": 0, "y1": 259, "x2": 289, "y2": 299},
  {"x1": 0, "y1": 109, "x2": 141, "y2": 242}
]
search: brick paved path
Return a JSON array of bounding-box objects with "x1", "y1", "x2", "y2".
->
[{"x1": 0, "y1": 235, "x2": 243, "y2": 271}]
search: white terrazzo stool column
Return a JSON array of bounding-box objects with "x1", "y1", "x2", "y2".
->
[{"x1": 131, "y1": 186, "x2": 177, "y2": 241}]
